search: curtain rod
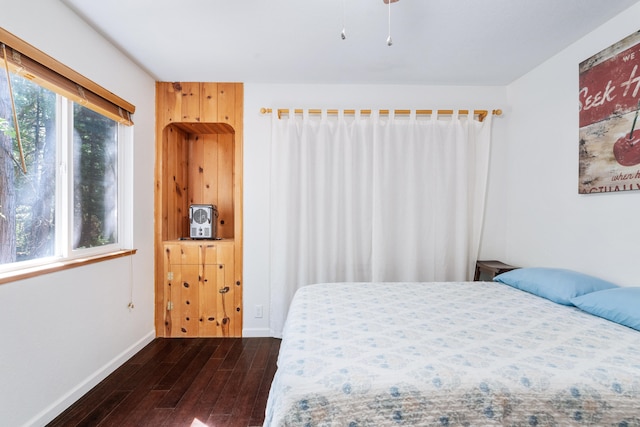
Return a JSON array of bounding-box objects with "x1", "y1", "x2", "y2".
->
[{"x1": 260, "y1": 108, "x2": 502, "y2": 122}]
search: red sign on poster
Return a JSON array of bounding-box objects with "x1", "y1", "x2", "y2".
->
[
  {"x1": 579, "y1": 30, "x2": 640, "y2": 194},
  {"x1": 579, "y1": 43, "x2": 640, "y2": 128}
]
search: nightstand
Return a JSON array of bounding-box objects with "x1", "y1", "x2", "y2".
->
[{"x1": 474, "y1": 260, "x2": 518, "y2": 281}]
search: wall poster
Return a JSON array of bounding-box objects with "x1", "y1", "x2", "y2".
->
[{"x1": 579, "y1": 30, "x2": 640, "y2": 194}]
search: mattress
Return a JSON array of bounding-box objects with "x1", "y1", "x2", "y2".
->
[{"x1": 264, "y1": 281, "x2": 640, "y2": 426}]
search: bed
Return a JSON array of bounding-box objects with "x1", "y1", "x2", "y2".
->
[{"x1": 264, "y1": 279, "x2": 640, "y2": 426}]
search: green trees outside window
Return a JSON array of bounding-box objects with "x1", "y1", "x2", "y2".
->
[{"x1": 0, "y1": 70, "x2": 118, "y2": 266}]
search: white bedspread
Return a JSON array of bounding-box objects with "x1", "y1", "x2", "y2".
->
[{"x1": 264, "y1": 281, "x2": 640, "y2": 426}]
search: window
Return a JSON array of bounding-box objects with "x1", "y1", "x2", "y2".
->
[
  {"x1": 0, "y1": 28, "x2": 135, "y2": 277},
  {"x1": 72, "y1": 102, "x2": 119, "y2": 251}
]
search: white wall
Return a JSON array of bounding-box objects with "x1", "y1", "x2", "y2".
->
[
  {"x1": 242, "y1": 84, "x2": 509, "y2": 336},
  {"x1": 502, "y1": 2, "x2": 640, "y2": 286},
  {"x1": 0, "y1": 2, "x2": 156, "y2": 426}
]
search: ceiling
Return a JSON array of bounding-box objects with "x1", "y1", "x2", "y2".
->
[{"x1": 63, "y1": 0, "x2": 640, "y2": 86}]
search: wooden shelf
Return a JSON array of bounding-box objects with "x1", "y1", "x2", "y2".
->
[
  {"x1": 169, "y1": 121, "x2": 235, "y2": 135},
  {"x1": 163, "y1": 238, "x2": 235, "y2": 244}
]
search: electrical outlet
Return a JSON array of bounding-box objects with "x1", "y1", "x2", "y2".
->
[{"x1": 255, "y1": 305, "x2": 263, "y2": 318}]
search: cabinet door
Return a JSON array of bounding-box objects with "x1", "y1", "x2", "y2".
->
[
  {"x1": 171, "y1": 263, "x2": 200, "y2": 337},
  {"x1": 217, "y1": 243, "x2": 241, "y2": 337},
  {"x1": 164, "y1": 242, "x2": 240, "y2": 337},
  {"x1": 200, "y1": 243, "x2": 239, "y2": 337},
  {"x1": 164, "y1": 243, "x2": 200, "y2": 337},
  {"x1": 215, "y1": 243, "x2": 237, "y2": 336},
  {"x1": 199, "y1": 243, "x2": 222, "y2": 336}
]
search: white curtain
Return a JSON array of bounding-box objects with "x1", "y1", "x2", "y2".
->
[{"x1": 269, "y1": 109, "x2": 493, "y2": 337}]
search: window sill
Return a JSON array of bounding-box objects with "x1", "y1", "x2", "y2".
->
[{"x1": 0, "y1": 249, "x2": 137, "y2": 285}]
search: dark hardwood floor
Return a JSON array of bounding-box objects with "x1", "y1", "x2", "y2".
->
[{"x1": 47, "y1": 337, "x2": 281, "y2": 427}]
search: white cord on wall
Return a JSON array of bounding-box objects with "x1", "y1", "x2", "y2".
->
[{"x1": 127, "y1": 254, "x2": 135, "y2": 311}]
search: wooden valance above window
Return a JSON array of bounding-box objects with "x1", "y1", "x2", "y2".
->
[{"x1": 0, "y1": 27, "x2": 135, "y2": 125}]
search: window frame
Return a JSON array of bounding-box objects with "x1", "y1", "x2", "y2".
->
[
  {"x1": 0, "y1": 28, "x2": 136, "y2": 284},
  {"x1": 0, "y1": 91, "x2": 135, "y2": 281},
  {"x1": 0, "y1": 249, "x2": 137, "y2": 285}
]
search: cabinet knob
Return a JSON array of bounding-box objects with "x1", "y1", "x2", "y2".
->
[{"x1": 236, "y1": 281, "x2": 241, "y2": 286}]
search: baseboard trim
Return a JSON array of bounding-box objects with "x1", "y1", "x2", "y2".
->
[
  {"x1": 26, "y1": 330, "x2": 156, "y2": 427},
  {"x1": 242, "y1": 327, "x2": 272, "y2": 338}
]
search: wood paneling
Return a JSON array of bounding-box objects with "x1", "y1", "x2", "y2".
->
[
  {"x1": 216, "y1": 134, "x2": 235, "y2": 239},
  {"x1": 183, "y1": 82, "x2": 201, "y2": 122},
  {"x1": 155, "y1": 82, "x2": 243, "y2": 337},
  {"x1": 164, "y1": 241, "x2": 240, "y2": 338},
  {"x1": 162, "y1": 125, "x2": 190, "y2": 241},
  {"x1": 201, "y1": 83, "x2": 218, "y2": 124}
]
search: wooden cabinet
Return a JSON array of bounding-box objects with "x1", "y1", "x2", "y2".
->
[
  {"x1": 162, "y1": 241, "x2": 240, "y2": 337},
  {"x1": 155, "y1": 82, "x2": 243, "y2": 337}
]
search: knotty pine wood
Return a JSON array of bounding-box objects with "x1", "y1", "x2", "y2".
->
[
  {"x1": 187, "y1": 133, "x2": 235, "y2": 239},
  {"x1": 164, "y1": 241, "x2": 240, "y2": 338},
  {"x1": 170, "y1": 122, "x2": 235, "y2": 135},
  {"x1": 155, "y1": 82, "x2": 243, "y2": 337},
  {"x1": 162, "y1": 125, "x2": 190, "y2": 241},
  {"x1": 216, "y1": 134, "x2": 235, "y2": 240},
  {"x1": 47, "y1": 338, "x2": 280, "y2": 427}
]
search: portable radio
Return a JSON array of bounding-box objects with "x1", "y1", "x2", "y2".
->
[{"x1": 189, "y1": 204, "x2": 217, "y2": 239}]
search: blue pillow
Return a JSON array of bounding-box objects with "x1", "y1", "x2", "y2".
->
[
  {"x1": 493, "y1": 267, "x2": 618, "y2": 305},
  {"x1": 571, "y1": 287, "x2": 640, "y2": 331}
]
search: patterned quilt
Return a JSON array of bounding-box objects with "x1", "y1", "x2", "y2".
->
[{"x1": 264, "y1": 282, "x2": 640, "y2": 426}]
